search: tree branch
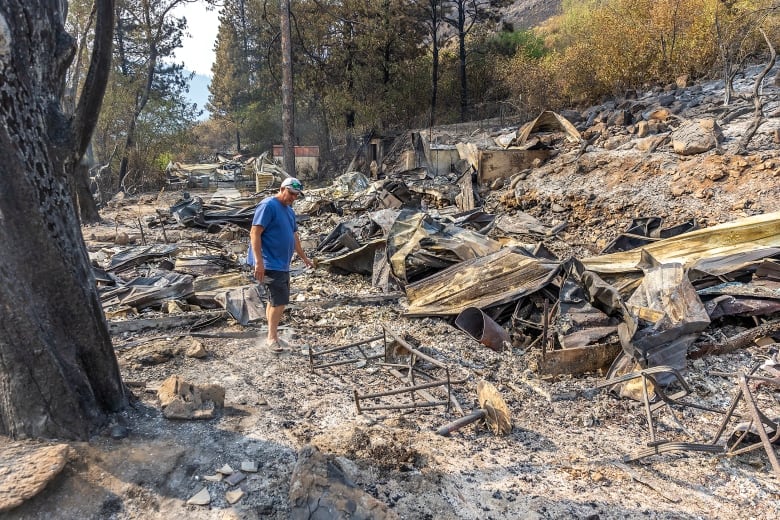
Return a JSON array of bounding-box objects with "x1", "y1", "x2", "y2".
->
[
  {"x1": 736, "y1": 28, "x2": 776, "y2": 155},
  {"x1": 71, "y1": 0, "x2": 115, "y2": 163}
]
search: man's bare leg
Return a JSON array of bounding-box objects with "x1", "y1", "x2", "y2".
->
[{"x1": 266, "y1": 303, "x2": 286, "y2": 343}]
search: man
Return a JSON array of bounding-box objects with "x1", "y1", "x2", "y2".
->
[{"x1": 248, "y1": 177, "x2": 314, "y2": 352}]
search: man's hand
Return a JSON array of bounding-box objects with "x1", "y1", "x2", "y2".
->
[
  {"x1": 301, "y1": 257, "x2": 315, "y2": 269},
  {"x1": 253, "y1": 262, "x2": 265, "y2": 282}
]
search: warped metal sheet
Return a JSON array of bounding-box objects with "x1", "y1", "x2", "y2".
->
[
  {"x1": 387, "y1": 210, "x2": 502, "y2": 283},
  {"x1": 582, "y1": 211, "x2": 780, "y2": 275},
  {"x1": 515, "y1": 110, "x2": 581, "y2": 145},
  {"x1": 101, "y1": 271, "x2": 194, "y2": 311},
  {"x1": 319, "y1": 239, "x2": 385, "y2": 275},
  {"x1": 107, "y1": 244, "x2": 178, "y2": 272},
  {"x1": 698, "y1": 280, "x2": 780, "y2": 300},
  {"x1": 405, "y1": 247, "x2": 560, "y2": 316},
  {"x1": 689, "y1": 248, "x2": 780, "y2": 278}
]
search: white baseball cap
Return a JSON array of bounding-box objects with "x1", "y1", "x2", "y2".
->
[{"x1": 281, "y1": 177, "x2": 305, "y2": 197}]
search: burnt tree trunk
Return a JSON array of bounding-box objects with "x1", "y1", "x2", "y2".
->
[
  {"x1": 0, "y1": 0, "x2": 126, "y2": 440},
  {"x1": 74, "y1": 159, "x2": 102, "y2": 223},
  {"x1": 280, "y1": 0, "x2": 296, "y2": 177}
]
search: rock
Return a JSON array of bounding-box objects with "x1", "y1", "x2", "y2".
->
[
  {"x1": 165, "y1": 300, "x2": 186, "y2": 314},
  {"x1": 289, "y1": 445, "x2": 399, "y2": 520},
  {"x1": 185, "y1": 339, "x2": 208, "y2": 358},
  {"x1": 225, "y1": 489, "x2": 245, "y2": 505},
  {"x1": 225, "y1": 471, "x2": 246, "y2": 486},
  {"x1": 109, "y1": 424, "x2": 129, "y2": 439},
  {"x1": 220, "y1": 507, "x2": 246, "y2": 520},
  {"x1": 670, "y1": 184, "x2": 688, "y2": 197},
  {"x1": 648, "y1": 121, "x2": 667, "y2": 133},
  {"x1": 636, "y1": 120, "x2": 649, "y2": 138},
  {"x1": 0, "y1": 443, "x2": 69, "y2": 513},
  {"x1": 157, "y1": 375, "x2": 225, "y2": 420},
  {"x1": 671, "y1": 118, "x2": 723, "y2": 155},
  {"x1": 186, "y1": 487, "x2": 211, "y2": 506},
  {"x1": 606, "y1": 109, "x2": 632, "y2": 126},
  {"x1": 240, "y1": 461, "x2": 258, "y2": 473},
  {"x1": 658, "y1": 93, "x2": 676, "y2": 106},
  {"x1": 217, "y1": 464, "x2": 234, "y2": 475},
  {"x1": 559, "y1": 109, "x2": 583, "y2": 124},
  {"x1": 635, "y1": 134, "x2": 669, "y2": 152},
  {"x1": 203, "y1": 474, "x2": 223, "y2": 482},
  {"x1": 676, "y1": 75, "x2": 690, "y2": 88},
  {"x1": 603, "y1": 136, "x2": 625, "y2": 150},
  {"x1": 115, "y1": 231, "x2": 129, "y2": 245}
]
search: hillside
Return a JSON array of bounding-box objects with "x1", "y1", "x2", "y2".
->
[{"x1": 501, "y1": 0, "x2": 562, "y2": 30}]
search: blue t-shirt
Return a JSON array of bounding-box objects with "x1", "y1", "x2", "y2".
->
[{"x1": 247, "y1": 197, "x2": 298, "y2": 271}]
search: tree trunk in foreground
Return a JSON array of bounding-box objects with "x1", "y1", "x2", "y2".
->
[{"x1": 0, "y1": 0, "x2": 126, "y2": 440}]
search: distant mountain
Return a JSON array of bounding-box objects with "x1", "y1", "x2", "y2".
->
[
  {"x1": 500, "y1": 0, "x2": 562, "y2": 30},
  {"x1": 186, "y1": 72, "x2": 211, "y2": 121}
]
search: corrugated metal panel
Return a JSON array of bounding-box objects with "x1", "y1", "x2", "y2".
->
[
  {"x1": 582, "y1": 211, "x2": 780, "y2": 275},
  {"x1": 404, "y1": 247, "x2": 561, "y2": 316}
]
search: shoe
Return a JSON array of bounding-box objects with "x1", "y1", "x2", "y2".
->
[{"x1": 265, "y1": 339, "x2": 289, "y2": 353}]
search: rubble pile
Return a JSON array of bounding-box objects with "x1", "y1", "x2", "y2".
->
[{"x1": 6, "y1": 65, "x2": 780, "y2": 519}]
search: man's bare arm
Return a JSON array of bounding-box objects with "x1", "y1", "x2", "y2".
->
[
  {"x1": 250, "y1": 225, "x2": 265, "y2": 281},
  {"x1": 294, "y1": 232, "x2": 314, "y2": 268}
]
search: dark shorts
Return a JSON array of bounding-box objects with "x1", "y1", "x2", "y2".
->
[{"x1": 262, "y1": 270, "x2": 290, "y2": 307}]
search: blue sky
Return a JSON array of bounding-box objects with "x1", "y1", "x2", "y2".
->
[
  {"x1": 173, "y1": 2, "x2": 218, "y2": 120},
  {"x1": 188, "y1": 73, "x2": 211, "y2": 120}
]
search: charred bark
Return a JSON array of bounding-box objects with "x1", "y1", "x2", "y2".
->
[
  {"x1": 74, "y1": 159, "x2": 102, "y2": 223},
  {"x1": 736, "y1": 29, "x2": 776, "y2": 155},
  {"x1": 0, "y1": 0, "x2": 126, "y2": 440}
]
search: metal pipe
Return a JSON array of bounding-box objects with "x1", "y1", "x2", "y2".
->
[
  {"x1": 310, "y1": 334, "x2": 385, "y2": 357},
  {"x1": 311, "y1": 353, "x2": 384, "y2": 370},
  {"x1": 356, "y1": 401, "x2": 450, "y2": 412},
  {"x1": 356, "y1": 378, "x2": 455, "y2": 399}
]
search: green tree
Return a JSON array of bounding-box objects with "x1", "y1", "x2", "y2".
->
[
  {"x1": 208, "y1": 0, "x2": 253, "y2": 152},
  {"x1": 111, "y1": 0, "x2": 198, "y2": 190}
]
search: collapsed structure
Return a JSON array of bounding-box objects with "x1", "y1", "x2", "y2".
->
[{"x1": 91, "y1": 67, "x2": 780, "y2": 486}]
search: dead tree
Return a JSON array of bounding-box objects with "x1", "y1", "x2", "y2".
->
[
  {"x1": 736, "y1": 29, "x2": 776, "y2": 155},
  {"x1": 0, "y1": 0, "x2": 126, "y2": 440},
  {"x1": 280, "y1": 0, "x2": 296, "y2": 176}
]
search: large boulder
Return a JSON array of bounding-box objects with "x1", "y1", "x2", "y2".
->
[{"x1": 671, "y1": 118, "x2": 723, "y2": 155}]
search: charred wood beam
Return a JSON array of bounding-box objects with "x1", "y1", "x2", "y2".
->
[{"x1": 690, "y1": 319, "x2": 780, "y2": 359}]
